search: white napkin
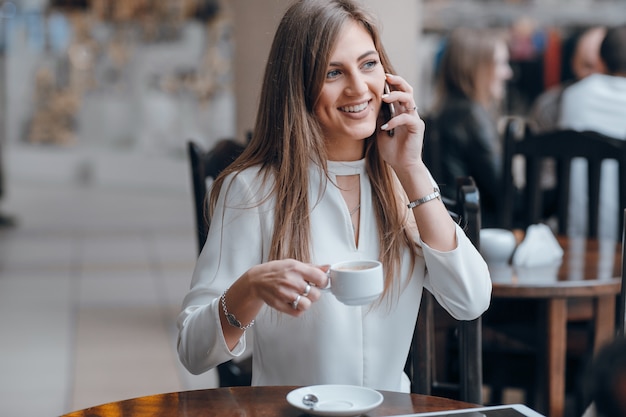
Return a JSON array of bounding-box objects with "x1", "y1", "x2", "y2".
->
[{"x1": 512, "y1": 223, "x2": 564, "y2": 267}]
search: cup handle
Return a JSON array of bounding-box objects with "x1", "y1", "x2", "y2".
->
[{"x1": 321, "y1": 270, "x2": 332, "y2": 291}]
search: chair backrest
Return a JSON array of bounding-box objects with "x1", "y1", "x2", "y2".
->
[
  {"x1": 406, "y1": 176, "x2": 483, "y2": 404},
  {"x1": 422, "y1": 114, "x2": 442, "y2": 182},
  {"x1": 501, "y1": 119, "x2": 626, "y2": 238},
  {"x1": 187, "y1": 139, "x2": 246, "y2": 254}
]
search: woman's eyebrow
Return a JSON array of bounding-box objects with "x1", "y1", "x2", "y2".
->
[{"x1": 328, "y1": 50, "x2": 378, "y2": 67}]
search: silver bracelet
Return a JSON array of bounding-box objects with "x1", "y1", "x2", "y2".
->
[
  {"x1": 221, "y1": 289, "x2": 255, "y2": 331},
  {"x1": 407, "y1": 188, "x2": 441, "y2": 209}
]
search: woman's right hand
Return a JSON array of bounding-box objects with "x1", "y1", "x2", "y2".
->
[
  {"x1": 221, "y1": 259, "x2": 328, "y2": 348},
  {"x1": 245, "y1": 259, "x2": 329, "y2": 316}
]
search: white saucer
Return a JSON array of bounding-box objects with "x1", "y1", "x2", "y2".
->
[{"x1": 286, "y1": 385, "x2": 384, "y2": 416}]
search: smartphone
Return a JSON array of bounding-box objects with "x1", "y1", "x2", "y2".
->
[{"x1": 383, "y1": 82, "x2": 395, "y2": 137}]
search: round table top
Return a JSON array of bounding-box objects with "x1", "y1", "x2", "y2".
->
[
  {"x1": 59, "y1": 386, "x2": 480, "y2": 417},
  {"x1": 490, "y1": 235, "x2": 622, "y2": 298}
]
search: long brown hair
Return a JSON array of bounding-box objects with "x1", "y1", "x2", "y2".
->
[{"x1": 209, "y1": 0, "x2": 418, "y2": 298}]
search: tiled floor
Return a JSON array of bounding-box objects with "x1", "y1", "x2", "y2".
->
[{"x1": 0, "y1": 175, "x2": 219, "y2": 416}]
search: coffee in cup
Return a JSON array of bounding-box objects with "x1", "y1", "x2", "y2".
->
[{"x1": 325, "y1": 260, "x2": 383, "y2": 306}]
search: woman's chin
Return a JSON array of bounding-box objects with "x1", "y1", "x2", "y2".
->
[{"x1": 351, "y1": 122, "x2": 377, "y2": 140}]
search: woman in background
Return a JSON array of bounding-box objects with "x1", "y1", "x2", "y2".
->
[{"x1": 431, "y1": 27, "x2": 513, "y2": 228}]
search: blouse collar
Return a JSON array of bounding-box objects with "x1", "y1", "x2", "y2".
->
[{"x1": 327, "y1": 159, "x2": 366, "y2": 176}]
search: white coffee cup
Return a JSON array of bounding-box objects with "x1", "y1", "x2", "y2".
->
[{"x1": 324, "y1": 260, "x2": 384, "y2": 306}]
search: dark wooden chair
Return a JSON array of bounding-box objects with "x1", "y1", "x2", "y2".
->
[
  {"x1": 187, "y1": 138, "x2": 250, "y2": 387},
  {"x1": 188, "y1": 139, "x2": 246, "y2": 253},
  {"x1": 422, "y1": 114, "x2": 442, "y2": 182},
  {"x1": 405, "y1": 176, "x2": 484, "y2": 405},
  {"x1": 500, "y1": 118, "x2": 626, "y2": 238}
]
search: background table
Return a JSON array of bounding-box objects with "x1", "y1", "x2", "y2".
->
[
  {"x1": 60, "y1": 385, "x2": 480, "y2": 417},
  {"x1": 488, "y1": 236, "x2": 622, "y2": 417}
]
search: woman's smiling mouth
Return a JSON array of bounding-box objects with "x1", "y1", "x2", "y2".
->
[{"x1": 340, "y1": 101, "x2": 370, "y2": 113}]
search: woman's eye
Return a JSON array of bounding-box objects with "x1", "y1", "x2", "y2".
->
[
  {"x1": 362, "y1": 60, "x2": 378, "y2": 70},
  {"x1": 326, "y1": 69, "x2": 341, "y2": 79}
]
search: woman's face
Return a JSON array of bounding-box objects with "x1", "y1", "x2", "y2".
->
[
  {"x1": 489, "y1": 41, "x2": 513, "y2": 102},
  {"x1": 314, "y1": 21, "x2": 386, "y2": 158}
]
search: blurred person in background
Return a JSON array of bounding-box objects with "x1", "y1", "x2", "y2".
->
[
  {"x1": 430, "y1": 27, "x2": 513, "y2": 228},
  {"x1": 528, "y1": 25, "x2": 607, "y2": 133},
  {"x1": 559, "y1": 25, "x2": 626, "y2": 138},
  {"x1": 524, "y1": 26, "x2": 606, "y2": 222},
  {"x1": 558, "y1": 25, "x2": 626, "y2": 240}
]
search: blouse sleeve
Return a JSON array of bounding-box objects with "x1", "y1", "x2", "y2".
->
[
  {"x1": 176, "y1": 171, "x2": 266, "y2": 375},
  {"x1": 421, "y1": 224, "x2": 492, "y2": 320}
]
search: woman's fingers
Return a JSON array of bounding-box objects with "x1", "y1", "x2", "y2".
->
[
  {"x1": 385, "y1": 73, "x2": 413, "y2": 93},
  {"x1": 251, "y1": 260, "x2": 327, "y2": 315},
  {"x1": 381, "y1": 111, "x2": 424, "y2": 134},
  {"x1": 381, "y1": 74, "x2": 421, "y2": 132},
  {"x1": 384, "y1": 74, "x2": 416, "y2": 110}
]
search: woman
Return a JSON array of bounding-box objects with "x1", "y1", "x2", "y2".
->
[
  {"x1": 432, "y1": 27, "x2": 513, "y2": 228},
  {"x1": 177, "y1": 0, "x2": 491, "y2": 392}
]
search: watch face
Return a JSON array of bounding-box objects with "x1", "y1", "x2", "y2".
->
[{"x1": 226, "y1": 313, "x2": 242, "y2": 329}]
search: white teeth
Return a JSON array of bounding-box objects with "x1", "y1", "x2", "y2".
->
[{"x1": 340, "y1": 102, "x2": 368, "y2": 113}]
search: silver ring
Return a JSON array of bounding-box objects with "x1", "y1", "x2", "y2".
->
[
  {"x1": 302, "y1": 283, "x2": 311, "y2": 297},
  {"x1": 291, "y1": 295, "x2": 302, "y2": 310},
  {"x1": 411, "y1": 106, "x2": 418, "y2": 112}
]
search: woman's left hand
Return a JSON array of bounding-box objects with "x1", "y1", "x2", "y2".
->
[{"x1": 377, "y1": 73, "x2": 426, "y2": 176}]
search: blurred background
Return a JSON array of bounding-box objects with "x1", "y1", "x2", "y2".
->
[
  {"x1": 2, "y1": 0, "x2": 233, "y2": 189},
  {"x1": 0, "y1": 0, "x2": 625, "y2": 416}
]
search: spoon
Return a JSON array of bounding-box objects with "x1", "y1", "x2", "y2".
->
[{"x1": 302, "y1": 393, "x2": 319, "y2": 409}]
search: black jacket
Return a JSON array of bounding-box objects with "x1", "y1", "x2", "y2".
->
[{"x1": 433, "y1": 93, "x2": 502, "y2": 228}]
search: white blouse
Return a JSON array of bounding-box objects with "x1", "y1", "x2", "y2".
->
[{"x1": 177, "y1": 159, "x2": 491, "y2": 392}]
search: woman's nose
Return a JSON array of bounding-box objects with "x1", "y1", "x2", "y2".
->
[{"x1": 345, "y1": 74, "x2": 369, "y2": 95}]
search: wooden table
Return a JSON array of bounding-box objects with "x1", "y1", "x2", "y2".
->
[
  {"x1": 59, "y1": 385, "x2": 480, "y2": 417},
  {"x1": 488, "y1": 235, "x2": 622, "y2": 417}
]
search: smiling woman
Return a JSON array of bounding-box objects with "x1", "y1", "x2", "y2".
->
[{"x1": 176, "y1": 0, "x2": 491, "y2": 392}]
